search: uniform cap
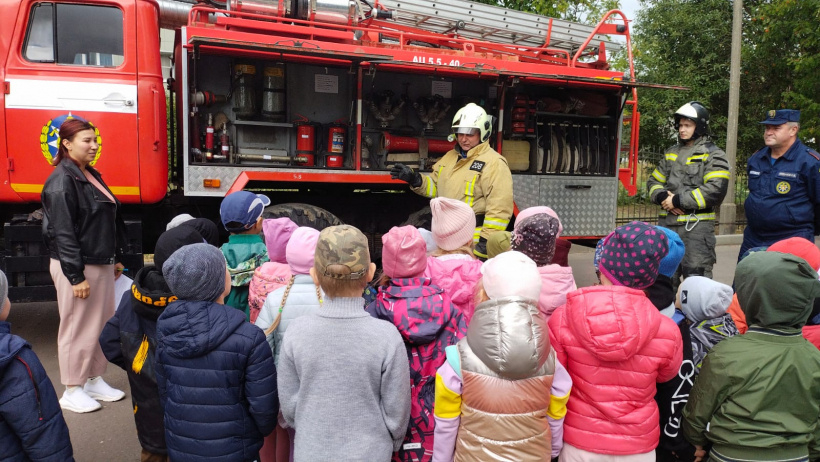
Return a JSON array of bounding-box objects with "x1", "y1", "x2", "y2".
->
[
  {"x1": 314, "y1": 225, "x2": 371, "y2": 280},
  {"x1": 382, "y1": 226, "x2": 427, "y2": 278},
  {"x1": 219, "y1": 191, "x2": 271, "y2": 232},
  {"x1": 430, "y1": 197, "x2": 476, "y2": 251},
  {"x1": 760, "y1": 109, "x2": 800, "y2": 125}
]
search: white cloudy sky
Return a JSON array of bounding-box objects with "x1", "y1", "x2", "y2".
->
[{"x1": 620, "y1": 0, "x2": 641, "y2": 23}]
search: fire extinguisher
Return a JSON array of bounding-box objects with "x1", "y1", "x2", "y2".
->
[
  {"x1": 204, "y1": 113, "x2": 215, "y2": 160},
  {"x1": 294, "y1": 121, "x2": 316, "y2": 167},
  {"x1": 326, "y1": 123, "x2": 346, "y2": 168}
]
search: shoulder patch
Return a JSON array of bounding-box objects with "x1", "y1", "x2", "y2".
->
[
  {"x1": 807, "y1": 149, "x2": 820, "y2": 161},
  {"x1": 469, "y1": 160, "x2": 486, "y2": 172}
]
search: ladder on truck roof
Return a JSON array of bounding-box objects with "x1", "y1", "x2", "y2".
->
[{"x1": 375, "y1": 0, "x2": 623, "y2": 55}]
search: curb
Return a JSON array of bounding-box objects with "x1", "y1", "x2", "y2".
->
[{"x1": 715, "y1": 234, "x2": 743, "y2": 246}]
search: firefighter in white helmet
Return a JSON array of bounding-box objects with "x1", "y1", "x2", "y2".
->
[
  {"x1": 390, "y1": 103, "x2": 513, "y2": 260},
  {"x1": 646, "y1": 101, "x2": 730, "y2": 287}
]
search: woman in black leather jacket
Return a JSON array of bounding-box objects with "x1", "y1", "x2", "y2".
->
[{"x1": 41, "y1": 118, "x2": 127, "y2": 414}]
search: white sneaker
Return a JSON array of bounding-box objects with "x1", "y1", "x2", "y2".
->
[
  {"x1": 60, "y1": 387, "x2": 102, "y2": 413},
  {"x1": 83, "y1": 376, "x2": 125, "y2": 402}
]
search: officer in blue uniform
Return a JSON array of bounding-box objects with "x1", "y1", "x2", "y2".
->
[{"x1": 741, "y1": 109, "x2": 820, "y2": 258}]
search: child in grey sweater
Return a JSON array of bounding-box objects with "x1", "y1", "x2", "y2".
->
[{"x1": 277, "y1": 225, "x2": 411, "y2": 462}]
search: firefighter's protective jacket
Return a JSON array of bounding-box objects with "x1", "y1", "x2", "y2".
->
[
  {"x1": 412, "y1": 141, "x2": 513, "y2": 240},
  {"x1": 647, "y1": 137, "x2": 730, "y2": 226}
]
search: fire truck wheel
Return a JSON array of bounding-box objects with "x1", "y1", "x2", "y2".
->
[
  {"x1": 262, "y1": 203, "x2": 343, "y2": 231},
  {"x1": 400, "y1": 206, "x2": 432, "y2": 230}
]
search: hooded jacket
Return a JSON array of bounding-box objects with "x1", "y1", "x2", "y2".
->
[
  {"x1": 156, "y1": 300, "x2": 278, "y2": 461},
  {"x1": 366, "y1": 277, "x2": 466, "y2": 462},
  {"x1": 255, "y1": 274, "x2": 321, "y2": 366},
  {"x1": 222, "y1": 234, "x2": 270, "y2": 319},
  {"x1": 678, "y1": 277, "x2": 738, "y2": 371},
  {"x1": 537, "y1": 264, "x2": 576, "y2": 322},
  {"x1": 548, "y1": 286, "x2": 683, "y2": 455},
  {"x1": 99, "y1": 265, "x2": 173, "y2": 454},
  {"x1": 0, "y1": 322, "x2": 74, "y2": 462},
  {"x1": 423, "y1": 255, "x2": 482, "y2": 323},
  {"x1": 683, "y1": 252, "x2": 820, "y2": 462},
  {"x1": 433, "y1": 296, "x2": 572, "y2": 461},
  {"x1": 248, "y1": 263, "x2": 291, "y2": 324}
]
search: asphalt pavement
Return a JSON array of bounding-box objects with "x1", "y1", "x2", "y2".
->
[{"x1": 8, "y1": 241, "x2": 745, "y2": 461}]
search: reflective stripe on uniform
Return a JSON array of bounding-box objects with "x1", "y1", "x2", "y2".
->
[
  {"x1": 659, "y1": 211, "x2": 716, "y2": 222},
  {"x1": 483, "y1": 218, "x2": 509, "y2": 231},
  {"x1": 704, "y1": 170, "x2": 730, "y2": 181},
  {"x1": 464, "y1": 176, "x2": 477, "y2": 207},
  {"x1": 649, "y1": 184, "x2": 664, "y2": 195},
  {"x1": 691, "y1": 188, "x2": 707, "y2": 208},
  {"x1": 665, "y1": 153, "x2": 678, "y2": 161},
  {"x1": 652, "y1": 169, "x2": 667, "y2": 183},
  {"x1": 686, "y1": 154, "x2": 710, "y2": 164},
  {"x1": 473, "y1": 227, "x2": 482, "y2": 243},
  {"x1": 425, "y1": 177, "x2": 437, "y2": 198}
]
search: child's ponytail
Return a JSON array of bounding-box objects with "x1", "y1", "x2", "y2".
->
[{"x1": 263, "y1": 276, "x2": 323, "y2": 337}]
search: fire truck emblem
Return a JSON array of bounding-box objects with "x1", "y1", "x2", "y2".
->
[
  {"x1": 40, "y1": 114, "x2": 102, "y2": 166},
  {"x1": 776, "y1": 181, "x2": 791, "y2": 194}
]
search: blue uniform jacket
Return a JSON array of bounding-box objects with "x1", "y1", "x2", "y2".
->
[
  {"x1": 745, "y1": 138, "x2": 820, "y2": 242},
  {"x1": 0, "y1": 322, "x2": 74, "y2": 462},
  {"x1": 156, "y1": 300, "x2": 278, "y2": 462}
]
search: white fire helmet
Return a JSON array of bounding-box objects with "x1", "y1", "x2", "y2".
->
[{"x1": 451, "y1": 103, "x2": 492, "y2": 143}]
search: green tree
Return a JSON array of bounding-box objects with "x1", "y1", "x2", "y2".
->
[{"x1": 472, "y1": 0, "x2": 621, "y2": 25}]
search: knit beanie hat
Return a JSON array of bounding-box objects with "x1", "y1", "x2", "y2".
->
[
  {"x1": 510, "y1": 214, "x2": 560, "y2": 267},
  {"x1": 430, "y1": 197, "x2": 476, "y2": 251},
  {"x1": 515, "y1": 206, "x2": 563, "y2": 237},
  {"x1": 286, "y1": 227, "x2": 320, "y2": 275},
  {"x1": 166, "y1": 213, "x2": 195, "y2": 231},
  {"x1": 481, "y1": 251, "x2": 542, "y2": 301},
  {"x1": 154, "y1": 226, "x2": 206, "y2": 273},
  {"x1": 598, "y1": 221, "x2": 668, "y2": 289},
  {"x1": 263, "y1": 218, "x2": 299, "y2": 264},
  {"x1": 657, "y1": 226, "x2": 685, "y2": 278},
  {"x1": 417, "y1": 228, "x2": 438, "y2": 254},
  {"x1": 162, "y1": 243, "x2": 227, "y2": 302},
  {"x1": 593, "y1": 234, "x2": 609, "y2": 271},
  {"x1": 679, "y1": 276, "x2": 733, "y2": 322},
  {"x1": 486, "y1": 231, "x2": 511, "y2": 259},
  {"x1": 382, "y1": 226, "x2": 427, "y2": 278},
  {"x1": 768, "y1": 237, "x2": 820, "y2": 271}
]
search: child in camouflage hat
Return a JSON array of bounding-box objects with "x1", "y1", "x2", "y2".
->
[{"x1": 277, "y1": 225, "x2": 411, "y2": 461}]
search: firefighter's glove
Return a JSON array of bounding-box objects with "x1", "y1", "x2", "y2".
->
[
  {"x1": 390, "y1": 163, "x2": 422, "y2": 188},
  {"x1": 474, "y1": 236, "x2": 488, "y2": 261}
]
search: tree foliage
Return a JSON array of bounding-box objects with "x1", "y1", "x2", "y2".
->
[
  {"x1": 471, "y1": 0, "x2": 621, "y2": 25},
  {"x1": 632, "y1": 0, "x2": 820, "y2": 167}
]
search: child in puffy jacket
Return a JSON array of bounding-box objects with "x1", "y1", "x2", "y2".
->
[
  {"x1": 249, "y1": 218, "x2": 298, "y2": 324},
  {"x1": 423, "y1": 197, "x2": 483, "y2": 324},
  {"x1": 366, "y1": 225, "x2": 466, "y2": 462},
  {"x1": 433, "y1": 251, "x2": 572, "y2": 462},
  {"x1": 549, "y1": 222, "x2": 683, "y2": 461},
  {"x1": 510, "y1": 211, "x2": 576, "y2": 322},
  {"x1": 0, "y1": 270, "x2": 74, "y2": 462},
  {"x1": 678, "y1": 276, "x2": 738, "y2": 372},
  {"x1": 255, "y1": 227, "x2": 322, "y2": 462}
]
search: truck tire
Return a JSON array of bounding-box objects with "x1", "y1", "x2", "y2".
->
[
  {"x1": 400, "y1": 206, "x2": 432, "y2": 230},
  {"x1": 263, "y1": 203, "x2": 343, "y2": 231}
]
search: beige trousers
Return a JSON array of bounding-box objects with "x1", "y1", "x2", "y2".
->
[
  {"x1": 50, "y1": 259, "x2": 114, "y2": 386},
  {"x1": 560, "y1": 443, "x2": 655, "y2": 462}
]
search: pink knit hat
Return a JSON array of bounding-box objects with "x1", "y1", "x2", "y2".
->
[
  {"x1": 286, "y1": 227, "x2": 320, "y2": 275},
  {"x1": 515, "y1": 206, "x2": 563, "y2": 237},
  {"x1": 481, "y1": 250, "x2": 542, "y2": 301},
  {"x1": 430, "y1": 197, "x2": 476, "y2": 251},
  {"x1": 382, "y1": 226, "x2": 427, "y2": 278},
  {"x1": 263, "y1": 218, "x2": 298, "y2": 264}
]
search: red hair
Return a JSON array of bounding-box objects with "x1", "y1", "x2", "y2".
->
[{"x1": 52, "y1": 118, "x2": 95, "y2": 166}]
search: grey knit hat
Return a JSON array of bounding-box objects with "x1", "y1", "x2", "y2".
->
[
  {"x1": 0, "y1": 269, "x2": 7, "y2": 304},
  {"x1": 162, "y1": 243, "x2": 227, "y2": 302}
]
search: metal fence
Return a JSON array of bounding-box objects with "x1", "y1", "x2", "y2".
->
[{"x1": 616, "y1": 147, "x2": 748, "y2": 230}]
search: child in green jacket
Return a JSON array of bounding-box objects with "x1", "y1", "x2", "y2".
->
[{"x1": 683, "y1": 251, "x2": 820, "y2": 462}]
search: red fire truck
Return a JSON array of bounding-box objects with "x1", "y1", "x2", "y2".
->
[{"x1": 0, "y1": 0, "x2": 664, "y2": 299}]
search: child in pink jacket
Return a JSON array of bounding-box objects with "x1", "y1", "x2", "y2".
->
[
  {"x1": 423, "y1": 198, "x2": 483, "y2": 324},
  {"x1": 549, "y1": 222, "x2": 683, "y2": 461},
  {"x1": 248, "y1": 218, "x2": 297, "y2": 324},
  {"x1": 511, "y1": 212, "x2": 576, "y2": 322},
  {"x1": 367, "y1": 225, "x2": 466, "y2": 462}
]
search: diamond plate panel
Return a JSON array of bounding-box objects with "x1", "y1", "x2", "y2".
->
[
  {"x1": 538, "y1": 176, "x2": 618, "y2": 237},
  {"x1": 512, "y1": 175, "x2": 542, "y2": 210}
]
